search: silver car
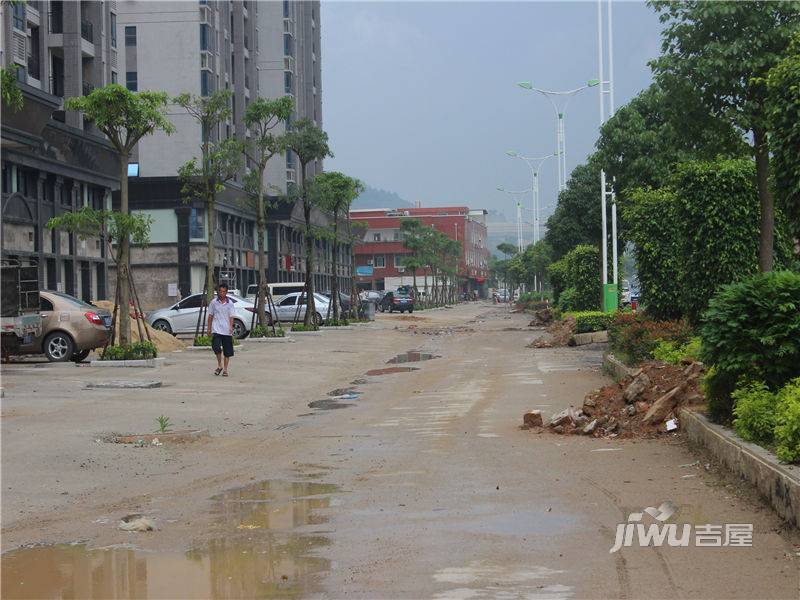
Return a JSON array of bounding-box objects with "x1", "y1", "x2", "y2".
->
[
  {"x1": 147, "y1": 293, "x2": 256, "y2": 339},
  {"x1": 272, "y1": 292, "x2": 330, "y2": 325}
]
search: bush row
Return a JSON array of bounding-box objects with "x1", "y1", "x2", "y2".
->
[
  {"x1": 733, "y1": 378, "x2": 800, "y2": 463},
  {"x1": 563, "y1": 311, "x2": 613, "y2": 334},
  {"x1": 609, "y1": 312, "x2": 693, "y2": 365},
  {"x1": 101, "y1": 341, "x2": 158, "y2": 360},
  {"x1": 548, "y1": 245, "x2": 601, "y2": 311}
]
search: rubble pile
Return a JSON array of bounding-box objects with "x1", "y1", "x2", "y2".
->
[
  {"x1": 529, "y1": 317, "x2": 575, "y2": 348},
  {"x1": 522, "y1": 360, "x2": 705, "y2": 438},
  {"x1": 528, "y1": 308, "x2": 554, "y2": 327},
  {"x1": 93, "y1": 301, "x2": 186, "y2": 353}
]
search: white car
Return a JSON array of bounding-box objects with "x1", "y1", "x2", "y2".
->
[
  {"x1": 147, "y1": 293, "x2": 257, "y2": 339},
  {"x1": 272, "y1": 292, "x2": 330, "y2": 325}
]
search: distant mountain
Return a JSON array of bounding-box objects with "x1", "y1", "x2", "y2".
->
[{"x1": 352, "y1": 185, "x2": 414, "y2": 210}]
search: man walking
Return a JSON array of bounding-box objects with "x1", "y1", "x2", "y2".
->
[{"x1": 207, "y1": 283, "x2": 235, "y2": 377}]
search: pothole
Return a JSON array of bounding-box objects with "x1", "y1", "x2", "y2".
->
[
  {"x1": 1, "y1": 480, "x2": 339, "y2": 598},
  {"x1": 365, "y1": 366, "x2": 420, "y2": 376},
  {"x1": 387, "y1": 351, "x2": 439, "y2": 364}
]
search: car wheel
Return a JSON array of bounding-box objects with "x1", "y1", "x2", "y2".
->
[
  {"x1": 314, "y1": 312, "x2": 323, "y2": 326},
  {"x1": 232, "y1": 319, "x2": 247, "y2": 339},
  {"x1": 152, "y1": 319, "x2": 173, "y2": 335},
  {"x1": 409, "y1": 307, "x2": 414, "y2": 313},
  {"x1": 44, "y1": 332, "x2": 74, "y2": 362},
  {"x1": 72, "y1": 349, "x2": 91, "y2": 362}
]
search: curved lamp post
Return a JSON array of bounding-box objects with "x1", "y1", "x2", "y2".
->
[
  {"x1": 497, "y1": 185, "x2": 531, "y2": 254},
  {"x1": 506, "y1": 150, "x2": 556, "y2": 246}
]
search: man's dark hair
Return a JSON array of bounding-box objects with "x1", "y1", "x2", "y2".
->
[{"x1": 218, "y1": 282, "x2": 228, "y2": 291}]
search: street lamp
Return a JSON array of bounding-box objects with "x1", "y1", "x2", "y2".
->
[
  {"x1": 517, "y1": 79, "x2": 599, "y2": 192},
  {"x1": 497, "y1": 185, "x2": 531, "y2": 254},
  {"x1": 506, "y1": 150, "x2": 556, "y2": 246}
]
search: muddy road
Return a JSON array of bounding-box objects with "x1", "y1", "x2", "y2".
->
[{"x1": 2, "y1": 303, "x2": 798, "y2": 598}]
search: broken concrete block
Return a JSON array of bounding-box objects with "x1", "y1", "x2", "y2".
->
[
  {"x1": 553, "y1": 425, "x2": 565, "y2": 434},
  {"x1": 644, "y1": 385, "x2": 684, "y2": 425},
  {"x1": 583, "y1": 419, "x2": 598, "y2": 435},
  {"x1": 549, "y1": 408, "x2": 572, "y2": 427},
  {"x1": 523, "y1": 410, "x2": 544, "y2": 428},
  {"x1": 635, "y1": 401, "x2": 650, "y2": 414},
  {"x1": 625, "y1": 404, "x2": 637, "y2": 417},
  {"x1": 623, "y1": 372, "x2": 651, "y2": 404}
]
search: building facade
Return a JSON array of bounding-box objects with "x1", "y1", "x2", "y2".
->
[
  {"x1": 110, "y1": 0, "x2": 340, "y2": 308},
  {"x1": 350, "y1": 207, "x2": 490, "y2": 296},
  {"x1": 1, "y1": 0, "x2": 120, "y2": 300}
]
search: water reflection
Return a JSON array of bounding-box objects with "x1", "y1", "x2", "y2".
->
[{"x1": 2, "y1": 481, "x2": 338, "y2": 599}]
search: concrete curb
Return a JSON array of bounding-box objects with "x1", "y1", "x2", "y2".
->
[
  {"x1": 182, "y1": 344, "x2": 246, "y2": 351},
  {"x1": 680, "y1": 408, "x2": 800, "y2": 528},
  {"x1": 571, "y1": 330, "x2": 609, "y2": 346},
  {"x1": 602, "y1": 352, "x2": 636, "y2": 382},
  {"x1": 89, "y1": 358, "x2": 166, "y2": 368},
  {"x1": 289, "y1": 330, "x2": 323, "y2": 336},
  {"x1": 321, "y1": 326, "x2": 355, "y2": 330},
  {"x1": 244, "y1": 336, "x2": 294, "y2": 343},
  {"x1": 86, "y1": 380, "x2": 162, "y2": 389}
]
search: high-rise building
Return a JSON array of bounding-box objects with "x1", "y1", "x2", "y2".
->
[
  {"x1": 1, "y1": 0, "x2": 120, "y2": 300},
  {"x1": 256, "y1": 0, "x2": 321, "y2": 194}
]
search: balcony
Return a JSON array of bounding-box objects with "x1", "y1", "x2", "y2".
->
[{"x1": 80, "y1": 19, "x2": 93, "y2": 43}]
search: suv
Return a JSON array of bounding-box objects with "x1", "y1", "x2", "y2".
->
[{"x1": 381, "y1": 290, "x2": 415, "y2": 313}]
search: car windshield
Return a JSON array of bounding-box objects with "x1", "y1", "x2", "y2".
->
[{"x1": 44, "y1": 290, "x2": 97, "y2": 310}]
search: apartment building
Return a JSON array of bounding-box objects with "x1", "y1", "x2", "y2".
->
[
  {"x1": 350, "y1": 207, "x2": 490, "y2": 297},
  {"x1": 1, "y1": 0, "x2": 120, "y2": 300},
  {"x1": 112, "y1": 0, "x2": 343, "y2": 309}
]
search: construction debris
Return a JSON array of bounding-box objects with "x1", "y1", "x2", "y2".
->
[
  {"x1": 524, "y1": 360, "x2": 705, "y2": 439},
  {"x1": 529, "y1": 317, "x2": 575, "y2": 348},
  {"x1": 528, "y1": 308, "x2": 554, "y2": 327}
]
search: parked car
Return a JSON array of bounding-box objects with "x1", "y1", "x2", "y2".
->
[
  {"x1": 271, "y1": 292, "x2": 330, "y2": 325},
  {"x1": 19, "y1": 290, "x2": 111, "y2": 362},
  {"x1": 360, "y1": 290, "x2": 384, "y2": 303},
  {"x1": 494, "y1": 289, "x2": 510, "y2": 303},
  {"x1": 245, "y1": 282, "x2": 307, "y2": 302},
  {"x1": 380, "y1": 290, "x2": 415, "y2": 313},
  {"x1": 147, "y1": 293, "x2": 256, "y2": 339},
  {"x1": 320, "y1": 291, "x2": 352, "y2": 314}
]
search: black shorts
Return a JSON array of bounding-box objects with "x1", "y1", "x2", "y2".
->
[{"x1": 211, "y1": 333, "x2": 234, "y2": 357}]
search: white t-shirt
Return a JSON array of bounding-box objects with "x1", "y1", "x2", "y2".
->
[{"x1": 208, "y1": 296, "x2": 234, "y2": 336}]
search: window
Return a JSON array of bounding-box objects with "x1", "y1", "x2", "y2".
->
[
  {"x1": 190, "y1": 207, "x2": 205, "y2": 238},
  {"x1": 394, "y1": 255, "x2": 405, "y2": 268},
  {"x1": 12, "y1": 2, "x2": 24, "y2": 29},
  {"x1": 283, "y1": 0, "x2": 290, "y2": 18},
  {"x1": 40, "y1": 297, "x2": 54, "y2": 312},
  {"x1": 127, "y1": 163, "x2": 139, "y2": 177},
  {"x1": 110, "y1": 13, "x2": 117, "y2": 47},
  {"x1": 279, "y1": 296, "x2": 296, "y2": 307},
  {"x1": 283, "y1": 33, "x2": 293, "y2": 57},
  {"x1": 111, "y1": 71, "x2": 117, "y2": 84},
  {"x1": 284, "y1": 71, "x2": 293, "y2": 94},
  {"x1": 201, "y1": 71, "x2": 211, "y2": 96},
  {"x1": 374, "y1": 255, "x2": 386, "y2": 268},
  {"x1": 125, "y1": 71, "x2": 137, "y2": 91},
  {"x1": 125, "y1": 26, "x2": 136, "y2": 46},
  {"x1": 179, "y1": 295, "x2": 203, "y2": 309},
  {"x1": 372, "y1": 233, "x2": 381, "y2": 242},
  {"x1": 200, "y1": 23, "x2": 211, "y2": 51}
]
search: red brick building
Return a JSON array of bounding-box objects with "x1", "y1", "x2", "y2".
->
[{"x1": 350, "y1": 206, "x2": 489, "y2": 296}]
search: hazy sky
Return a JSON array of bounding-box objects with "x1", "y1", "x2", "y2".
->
[{"x1": 321, "y1": 0, "x2": 663, "y2": 220}]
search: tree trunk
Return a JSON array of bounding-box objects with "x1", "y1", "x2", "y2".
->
[
  {"x1": 331, "y1": 211, "x2": 339, "y2": 321},
  {"x1": 753, "y1": 125, "x2": 774, "y2": 272},
  {"x1": 255, "y1": 169, "x2": 268, "y2": 328},
  {"x1": 117, "y1": 152, "x2": 131, "y2": 346},
  {"x1": 206, "y1": 190, "x2": 216, "y2": 300},
  {"x1": 301, "y1": 165, "x2": 316, "y2": 326},
  {"x1": 348, "y1": 213, "x2": 357, "y2": 319}
]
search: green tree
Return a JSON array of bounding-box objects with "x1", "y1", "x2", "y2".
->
[
  {"x1": 175, "y1": 90, "x2": 243, "y2": 300},
  {"x1": 544, "y1": 161, "x2": 603, "y2": 260},
  {"x1": 1, "y1": 68, "x2": 23, "y2": 112},
  {"x1": 496, "y1": 242, "x2": 518, "y2": 258},
  {"x1": 243, "y1": 95, "x2": 294, "y2": 327},
  {"x1": 650, "y1": 0, "x2": 800, "y2": 272},
  {"x1": 766, "y1": 32, "x2": 800, "y2": 238},
  {"x1": 595, "y1": 83, "x2": 746, "y2": 197},
  {"x1": 310, "y1": 171, "x2": 364, "y2": 321},
  {"x1": 401, "y1": 219, "x2": 435, "y2": 300},
  {"x1": 284, "y1": 119, "x2": 333, "y2": 326},
  {"x1": 64, "y1": 84, "x2": 173, "y2": 345}
]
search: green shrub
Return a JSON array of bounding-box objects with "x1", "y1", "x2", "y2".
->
[
  {"x1": 547, "y1": 259, "x2": 568, "y2": 304},
  {"x1": 609, "y1": 312, "x2": 693, "y2": 365},
  {"x1": 700, "y1": 271, "x2": 800, "y2": 393},
  {"x1": 194, "y1": 335, "x2": 212, "y2": 347},
  {"x1": 564, "y1": 245, "x2": 601, "y2": 311},
  {"x1": 565, "y1": 311, "x2": 613, "y2": 334},
  {"x1": 100, "y1": 341, "x2": 158, "y2": 360},
  {"x1": 557, "y1": 287, "x2": 579, "y2": 311},
  {"x1": 323, "y1": 319, "x2": 350, "y2": 327},
  {"x1": 291, "y1": 324, "x2": 319, "y2": 332},
  {"x1": 732, "y1": 380, "x2": 777, "y2": 445},
  {"x1": 652, "y1": 337, "x2": 702, "y2": 365},
  {"x1": 251, "y1": 325, "x2": 286, "y2": 338},
  {"x1": 775, "y1": 378, "x2": 800, "y2": 463}
]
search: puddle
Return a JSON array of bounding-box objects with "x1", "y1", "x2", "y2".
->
[
  {"x1": 365, "y1": 366, "x2": 419, "y2": 376},
  {"x1": 2, "y1": 480, "x2": 338, "y2": 599},
  {"x1": 387, "y1": 351, "x2": 439, "y2": 364},
  {"x1": 308, "y1": 398, "x2": 354, "y2": 410}
]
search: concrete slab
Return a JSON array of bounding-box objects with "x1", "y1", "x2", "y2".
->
[
  {"x1": 85, "y1": 380, "x2": 163, "y2": 389},
  {"x1": 89, "y1": 358, "x2": 166, "y2": 368}
]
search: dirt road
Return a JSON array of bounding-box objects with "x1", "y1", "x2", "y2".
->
[{"x1": 1, "y1": 302, "x2": 797, "y2": 598}]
